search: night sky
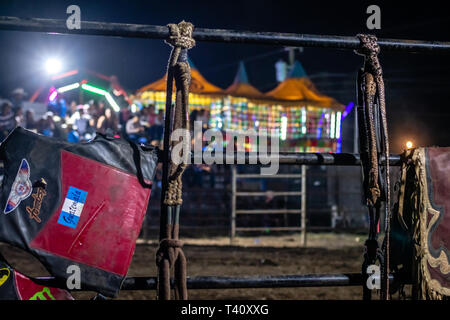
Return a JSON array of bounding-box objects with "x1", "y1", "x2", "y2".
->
[{"x1": 1, "y1": 0, "x2": 449, "y2": 153}]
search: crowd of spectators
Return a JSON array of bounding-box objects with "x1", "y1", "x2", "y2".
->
[
  {"x1": 0, "y1": 88, "x2": 216, "y2": 188},
  {"x1": 0, "y1": 88, "x2": 165, "y2": 147}
]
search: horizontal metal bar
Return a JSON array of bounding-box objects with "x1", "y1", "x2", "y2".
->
[
  {"x1": 1, "y1": 16, "x2": 449, "y2": 53},
  {"x1": 184, "y1": 152, "x2": 402, "y2": 166},
  {"x1": 236, "y1": 209, "x2": 303, "y2": 214},
  {"x1": 236, "y1": 227, "x2": 304, "y2": 231},
  {"x1": 33, "y1": 273, "x2": 400, "y2": 290},
  {"x1": 236, "y1": 191, "x2": 302, "y2": 196},
  {"x1": 236, "y1": 174, "x2": 303, "y2": 178}
]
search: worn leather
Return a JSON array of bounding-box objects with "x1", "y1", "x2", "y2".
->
[
  {"x1": 0, "y1": 127, "x2": 158, "y2": 297},
  {"x1": 0, "y1": 260, "x2": 73, "y2": 300}
]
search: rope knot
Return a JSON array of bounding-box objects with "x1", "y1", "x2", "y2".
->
[
  {"x1": 159, "y1": 238, "x2": 184, "y2": 249},
  {"x1": 156, "y1": 238, "x2": 184, "y2": 266},
  {"x1": 355, "y1": 34, "x2": 380, "y2": 57},
  {"x1": 166, "y1": 21, "x2": 196, "y2": 49}
]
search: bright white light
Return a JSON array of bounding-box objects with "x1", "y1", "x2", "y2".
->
[
  {"x1": 105, "y1": 93, "x2": 120, "y2": 112},
  {"x1": 336, "y1": 112, "x2": 342, "y2": 139},
  {"x1": 45, "y1": 58, "x2": 62, "y2": 74},
  {"x1": 57, "y1": 82, "x2": 80, "y2": 93},
  {"x1": 301, "y1": 108, "x2": 307, "y2": 134},
  {"x1": 281, "y1": 116, "x2": 288, "y2": 141},
  {"x1": 330, "y1": 112, "x2": 336, "y2": 139}
]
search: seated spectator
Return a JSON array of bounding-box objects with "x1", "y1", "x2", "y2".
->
[
  {"x1": 0, "y1": 101, "x2": 16, "y2": 141},
  {"x1": 38, "y1": 112, "x2": 55, "y2": 137},
  {"x1": 67, "y1": 124, "x2": 80, "y2": 143},
  {"x1": 10, "y1": 88, "x2": 26, "y2": 113},
  {"x1": 14, "y1": 107, "x2": 25, "y2": 127},
  {"x1": 148, "y1": 111, "x2": 164, "y2": 144},
  {"x1": 97, "y1": 107, "x2": 118, "y2": 135},
  {"x1": 69, "y1": 105, "x2": 91, "y2": 136},
  {"x1": 25, "y1": 110, "x2": 37, "y2": 130},
  {"x1": 147, "y1": 104, "x2": 157, "y2": 126},
  {"x1": 126, "y1": 115, "x2": 146, "y2": 143}
]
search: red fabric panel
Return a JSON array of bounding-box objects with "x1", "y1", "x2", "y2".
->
[
  {"x1": 30, "y1": 150, "x2": 151, "y2": 276},
  {"x1": 427, "y1": 261, "x2": 450, "y2": 288},
  {"x1": 427, "y1": 147, "x2": 450, "y2": 251}
]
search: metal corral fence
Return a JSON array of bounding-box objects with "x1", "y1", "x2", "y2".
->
[{"x1": 1, "y1": 15, "x2": 448, "y2": 296}]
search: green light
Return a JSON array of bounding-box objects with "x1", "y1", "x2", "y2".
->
[
  {"x1": 57, "y1": 82, "x2": 80, "y2": 93},
  {"x1": 81, "y1": 83, "x2": 107, "y2": 95},
  {"x1": 81, "y1": 83, "x2": 120, "y2": 112}
]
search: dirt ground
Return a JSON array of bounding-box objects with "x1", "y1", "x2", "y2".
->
[{"x1": 0, "y1": 233, "x2": 388, "y2": 300}]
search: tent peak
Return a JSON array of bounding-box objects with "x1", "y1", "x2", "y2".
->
[
  {"x1": 288, "y1": 60, "x2": 307, "y2": 78},
  {"x1": 187, "y1": 57, "x2": 197, "y2": 70},
  {"x1": 233, "y1": 61, "x2": 249, "y2": 84}
]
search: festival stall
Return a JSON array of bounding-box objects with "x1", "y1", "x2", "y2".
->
[
  {"x1": 264, "y1": 61, "x2": 344, "y2": 152},
  {"x1": 134, "y1": 59, "x2": 344, "y2": 153},
  {"x1": 136, "y1": 59, "x2": 224, "y2": 113}
]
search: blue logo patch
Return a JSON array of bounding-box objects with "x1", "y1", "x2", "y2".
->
[{"x1": 57, "y1": 186, "x2": 87, "y2": 229}]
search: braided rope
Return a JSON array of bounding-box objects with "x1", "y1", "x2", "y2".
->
[
  {"x1": 156, "y1": 21, "x2": 195, "y2": 301},
  {"x1": 355, "y1": 34, "x2": 391, "y2": 300}
]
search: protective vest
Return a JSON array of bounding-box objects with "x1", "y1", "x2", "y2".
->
[
  {"x1": 0, "y1": 259, "x2": 73, "y2": 300},
  {"x1": 0, "y1": 127, "x2": 158, "y2": 297}
]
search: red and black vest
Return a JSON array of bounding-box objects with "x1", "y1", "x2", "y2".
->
[
  {"x1": 0, "y1": 259, "x2": 73, "y2": 300},
  {"x1": 0, "y1": 127, "x2": 158, "y2": 297}
]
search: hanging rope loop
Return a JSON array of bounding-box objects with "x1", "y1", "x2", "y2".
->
[
  {"x1": 355, "y1": 33, "x2": 391, "y2": 300},
  {"x1": 157, "y1": 20, "x2": 195, "y2": 301}
]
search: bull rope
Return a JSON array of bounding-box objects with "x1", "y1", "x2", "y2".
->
[
  {"x1": 355, "y1": 34, "x2": 391, "y2": 300},
  {"x1": 156, "y1": 21, "x2": 195, "y2": 300}
]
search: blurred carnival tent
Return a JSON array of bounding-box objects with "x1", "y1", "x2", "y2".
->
[
  {"x1": 264, "y1": 61, "x2": 344, "y2": 152},
  {"x1": 136, "y1": 58, "x2": 224, "y2": 111},
  {"x1": 134, "y1": 59, "x2": 344, "y2": 152}
]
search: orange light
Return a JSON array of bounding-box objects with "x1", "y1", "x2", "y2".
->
[{"x1": 406, "y1": 141, "x2": 413, "y2": 149}]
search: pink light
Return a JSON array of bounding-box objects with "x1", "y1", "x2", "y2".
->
[{"x1": 49, "y1": 90, "x2": 58, "y2": 102}]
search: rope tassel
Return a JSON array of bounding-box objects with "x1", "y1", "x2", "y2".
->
[{"x1": 157, "y1": 21, "x2": 195, "y2": 300}]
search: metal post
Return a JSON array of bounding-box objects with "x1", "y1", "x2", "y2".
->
[
  {"x1": 301, "y1": 165, "x2": 307, "y2": 246},
  {"x1": 230, "y1": 165, "x2": 237, "y2": 244}
]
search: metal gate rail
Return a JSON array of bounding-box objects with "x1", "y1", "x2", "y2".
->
[
  {"x1": 231, "y1": 165, "x2": 307, "y2": 245},
  {"x1": 34, "y1": 273, "x2": 401, "y2": 290},
  {"x1": 186, "y1": 152, "x2": 402, "y2": 166},
  {"x1": 1, "y1": 16, "x2": 450, "y2": 52}
]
